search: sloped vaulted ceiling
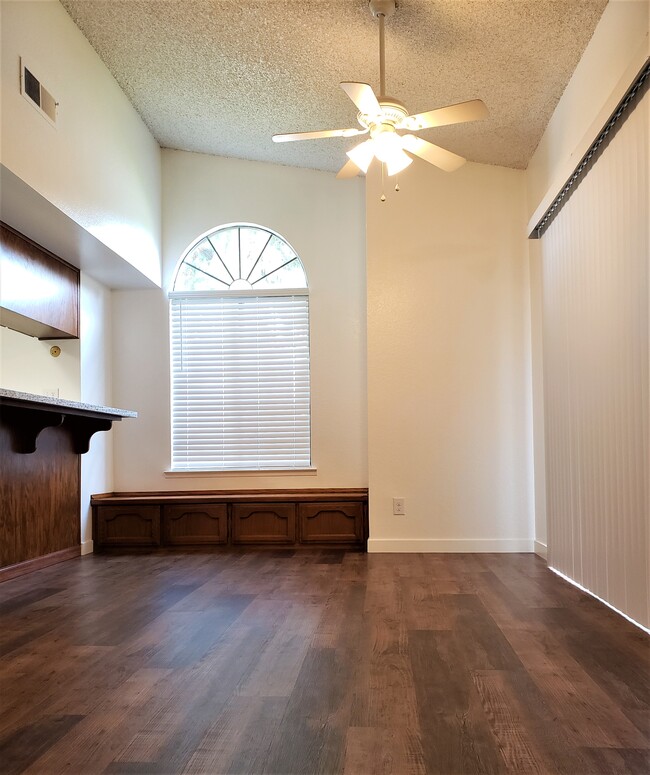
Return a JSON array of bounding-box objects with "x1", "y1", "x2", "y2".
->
[{"x1": 60, "y1": 0, "x2": 608, "y2": 173}]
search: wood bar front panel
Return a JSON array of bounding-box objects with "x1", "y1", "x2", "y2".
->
[
  {"x1": 298, "y1": 501, "x2": 365, "y2": 544},
  {"x1": 163, "y1": 504, "x2": 227, "y2": 545},
  {"x1": 0, "y1": 223, "x2": 79, "y2": 339},
  {"x1": 232, "y1": 503, "x2": 296, "y2": 545},
  {"x1": 0, "y1": 422, "x2": 80, "y2": 567},
  {"x1": 96, "y1": 505, "x2": 161, "y2": 548}
]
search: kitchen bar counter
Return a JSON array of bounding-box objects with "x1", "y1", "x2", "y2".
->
[
  {"x1": 0, "y1": 388, "x2": 136, "y2": 418},
  {"x1": 0, "y1": 389, "x2": 136, "y2": 580}
]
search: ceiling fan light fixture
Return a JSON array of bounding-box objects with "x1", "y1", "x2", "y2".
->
[
  {"x1": 370, "y1": 125, "x2": 412, "y2": 175},
  {"x1": 346, "y1": 138, "x2": 376, "y2": 173},
  {"x1": 385, "y1": 147, "x2": 412, "y2": 176},
  {"x1": 371, "y1": 126, "x2": 401, "y2": 162}
]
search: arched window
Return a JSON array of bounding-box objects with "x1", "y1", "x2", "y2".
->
[{"x1": 170, "y1": 224, "x2": 310, "y2": 471}]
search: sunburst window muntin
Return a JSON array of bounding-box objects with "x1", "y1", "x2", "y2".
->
[{"x1": 173, "y1": 224, "x2": 308, "y2": 292}]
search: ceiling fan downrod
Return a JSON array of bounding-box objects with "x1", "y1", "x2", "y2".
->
[
  {"x1": 369, "y1": 0, "x2": 397, "y2": 97},
  {"x1": 370, "y1": 0, "x2": 398, "y2": 200}
]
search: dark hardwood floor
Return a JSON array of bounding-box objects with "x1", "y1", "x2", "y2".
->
[{"x1": 0, "y1": 551, "x2": 648, "y2": 774}]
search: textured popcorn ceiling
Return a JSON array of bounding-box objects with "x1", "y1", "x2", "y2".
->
[{"x1": 60, "y1": 0, "x2": 608, "y2": 173}]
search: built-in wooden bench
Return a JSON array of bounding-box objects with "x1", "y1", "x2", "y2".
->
[{"x1": 91, "y1": 489, "x2": 368, "y2": 552}]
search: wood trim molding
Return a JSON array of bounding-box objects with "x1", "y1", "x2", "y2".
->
[
  {"x1": 0, "y1": 546, "x2": 80, "y2": 583},
  {"x1": 92, "y1": 488, "x2": 369, "y2": 505}
]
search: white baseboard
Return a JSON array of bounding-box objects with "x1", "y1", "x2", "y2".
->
[
  {"x1": 534, "y1": 540, "x2": 548, "y2": 559},
  {"x1": 367, "y1": 538, "x2": 534, "y2": 553},
  {"x1": 81, "y1": 540, "x2": 94, "y2": 556}
]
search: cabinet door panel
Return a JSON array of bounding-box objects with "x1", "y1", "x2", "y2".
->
[
  {"x1": 96, "y1": 506, "x2": 160, "y2": 547},
  {"x1": 232, "y1": 503, "x2": 295, "y2": 544},
  {"x1": 0, "y1": 223, "x2": 79, "y2": 339},
  {"x1": 163, "y1": 504, "x2": 227, "y2": 545},
  {"x1": 298, "y1": 502, "x2": 364, "y2": 544}
]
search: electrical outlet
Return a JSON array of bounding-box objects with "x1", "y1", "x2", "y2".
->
[{"x1": 392, "y1": 497, "x2": 406, "y2": 515}]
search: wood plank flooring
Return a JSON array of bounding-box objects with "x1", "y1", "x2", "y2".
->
[{"x1": 0, "y1": 551, "x2": 648, "y2": 774}]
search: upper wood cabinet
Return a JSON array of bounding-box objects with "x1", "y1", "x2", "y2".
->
[{"x1": 0, "y1": 223, "x2": 79, "y2": 339}]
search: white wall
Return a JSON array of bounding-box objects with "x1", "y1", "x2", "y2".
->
[
  {"x1": 111, "y1": 151, "x2": 367, "y2": 491},
  {"x1": 526, "y1": 0, "x2": 649, "y2": 218},
  {"x1": 0, "y1": 325, "x2": 80, "y2": 399},
  {"x1": 0, "y1": 0, "x2": 161, "y2": 285},
  {"x1": 366, "y1": 161, "x2": 534, "y2": 552},
  {"x1": 79, "y1": 273, "x2": 114, "y2": 553},
  {"x1": 525, "y1": 0, "x2": 649, "y2": 556}
]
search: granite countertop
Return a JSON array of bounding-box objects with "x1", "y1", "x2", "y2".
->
[{"x1": 0, "y1": 388, "x2": 137, "y2": 418}]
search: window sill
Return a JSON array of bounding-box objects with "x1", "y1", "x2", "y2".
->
[{"x1": 164, "y1": 467, "x2": 318, "y2": 478}]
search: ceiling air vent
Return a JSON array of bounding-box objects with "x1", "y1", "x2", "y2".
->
[{"x1": 20, "y1": 58, "x2": 57, "y2": 126}]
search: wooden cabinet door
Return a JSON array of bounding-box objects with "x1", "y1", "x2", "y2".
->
[
  {"x1": 162, "y1": 504, "x2": 227, "y2": 546},
  {"x1": 0, "y1": 223, "x2": 79, "y2": 339},
  {"x1": 95, "y1": 505, "x2": 160, "y2": 548},
  {"x1": 298, "y1": 502, "x2": 365, "y2": 544},
  {"x1": 232, "y1": 503, "x2": 295, "y2": 544}
]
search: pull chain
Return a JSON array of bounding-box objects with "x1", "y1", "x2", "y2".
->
[{"x1": 380, "y1": 162, "x2": 386, "y2": 202}]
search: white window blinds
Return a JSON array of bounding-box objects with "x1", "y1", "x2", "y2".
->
[{"x1": 170, "y1": 293, "x2": 310, "y2": 470}]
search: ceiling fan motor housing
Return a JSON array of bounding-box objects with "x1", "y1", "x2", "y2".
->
[
  {"x1": 377, "y1": 99, "x2": 408, "y2": 122},
  {"x1": 358, "y1": 99, "x2": 408, "y2": 132}
]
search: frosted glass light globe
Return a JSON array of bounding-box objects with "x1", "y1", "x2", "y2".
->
[{"x1": 372, "y1": 127, "x2": 402, "y2": 162}]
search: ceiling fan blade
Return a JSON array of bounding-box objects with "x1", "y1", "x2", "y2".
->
[
  {"x1": 340, "y1": 82, "x2": 381, "y2": 116},
  {"x1": 400, "y1": 99, "x2": 489, "y2": 131},
  {"x1": 273, "y1": 127, "x2": 367, "y2": 143},
  {"x1": 336, "y1": 159, "x2": 361, "y2": 179},
  {"x1": 402, "y1": 134, "x2": 466, "y2": 172}
]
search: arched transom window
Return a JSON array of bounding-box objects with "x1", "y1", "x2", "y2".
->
[
  {"x1": 170, "y1": 224, "x2": 310, "y2": 472},
  {"x1": 173, "y1": 224, "x2": 308, "y2": 291}
]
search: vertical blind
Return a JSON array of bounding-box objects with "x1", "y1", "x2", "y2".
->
[
  {"x1": 541, "y1": 88, "x2": 648, "y2": 628},
  {"x1": 171, "y1": 293, "x2": 310, "y2": 470}
]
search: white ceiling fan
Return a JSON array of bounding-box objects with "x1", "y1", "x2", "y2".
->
[{"x1": 273, "y1": 0, "x2": 488, "y2": 181}]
